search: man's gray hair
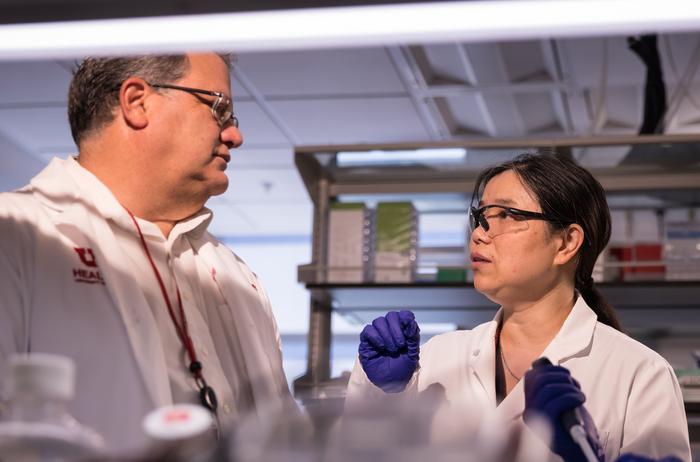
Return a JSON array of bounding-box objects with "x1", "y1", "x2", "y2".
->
[{"x1": 67, "y1": 54, "x2": 231, "y2": 145}]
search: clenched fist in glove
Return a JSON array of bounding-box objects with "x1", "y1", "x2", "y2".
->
[{"x1": 358, "y1": 310, "x2": 420, "y2": 393}]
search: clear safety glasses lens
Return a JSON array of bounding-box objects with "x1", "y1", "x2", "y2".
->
[{"x1": 470, "y1": 206, "x2": 531, "y2": 238}]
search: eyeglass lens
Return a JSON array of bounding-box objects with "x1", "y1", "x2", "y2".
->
[
  {"x1": 213, "y1": 97, "x2": 238, "y2": 128},
  {"x1": 470, "y1": 206, "x2": 530, "y2": 238}
]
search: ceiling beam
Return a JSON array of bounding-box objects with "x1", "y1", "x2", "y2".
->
[
  {"x1": 663, "y1": 36, "x2": 700, "y2": 132},
  {"x1": 386, "y1": 45, "x2": 452, "y2": 140},
  {"x1": 454, "y1": 43, "x2": 497, "y2": 136},
  {"x1": 549, "y1": 39, "x2": 593, "y2": 135},
  {"x1": 456, "y1": 42, "x2": 526, "y2": 137},
  {"x1": 540, "y1": 39, "x2": 574, "y2": 134},
  {"x1": 419, "y1": 80, "x2": 566, "y2": 97}
]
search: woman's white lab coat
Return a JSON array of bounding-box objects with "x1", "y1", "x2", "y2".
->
[
  {"x1": 346, "y1": 297, "x2": 692, "y2": 461},
  {"x1": 0, "y1": 158, "x2": 293, "y2": 452}
]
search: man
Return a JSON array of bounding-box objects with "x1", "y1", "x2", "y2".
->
[{"x1": 0, "y1": 53, "x2": 293, "y2": 452}]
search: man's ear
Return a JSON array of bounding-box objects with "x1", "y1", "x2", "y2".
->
[
  {"x1": 553, "y1": 223, "x2": 585, "y2": 267},
  {"x1": 118, "y1": 77, "x2": 150, "y2": 129}
]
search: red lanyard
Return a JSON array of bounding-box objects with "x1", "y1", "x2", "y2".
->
[{"x1": 124, "y1": 208, "x2": 218, "y2": 415}]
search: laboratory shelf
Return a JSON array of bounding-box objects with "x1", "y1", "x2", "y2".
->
[{"x1": 306, "y1": 281, "x2": 700, "y2": 332}]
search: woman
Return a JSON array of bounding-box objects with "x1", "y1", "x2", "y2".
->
[{"x1": 346, "y1": 153, "x2": 690, "y2": 461}]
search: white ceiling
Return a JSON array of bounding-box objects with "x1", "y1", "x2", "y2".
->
[{"x1": 1, "y1": 33, "x2": 700, "y2": 237}]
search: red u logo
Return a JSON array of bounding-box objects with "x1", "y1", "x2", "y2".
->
[{"x1": 74, "y1": 248, "x2": 98, "y2": 268}]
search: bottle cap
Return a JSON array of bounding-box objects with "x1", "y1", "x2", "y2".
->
[
  {"x1": 6, "y1": 353, "x2": 75, "y2": 401},
  {"x1": 142, "y1": 404, "x2": 213, "y2": 441}
]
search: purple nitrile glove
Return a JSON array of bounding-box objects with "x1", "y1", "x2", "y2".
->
[
  {"x1": 615, "y1": 455, "x2": 682, "y2": 462},
  {"x1": 524, "y1": 363, "x2": 605, "y2": 462},
  {"x1": 358, "y1": 310, "x2": 420, "y2": 393}
]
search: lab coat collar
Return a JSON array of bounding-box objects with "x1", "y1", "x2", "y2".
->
[
  {"x1": 469, "y1": 296, "x2": 598, "y2": 423},
  {"x1": 29, "y1": 157, "x2": 124, "y2": 220},
  {"x1": 538, "y1": 295, "x2": 598, "y2": 366},
  {"x1": 29, "y1": 156, "x2": 213, "y2": 240}
]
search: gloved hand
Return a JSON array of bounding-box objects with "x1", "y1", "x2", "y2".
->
[
  {"x1": 523, "y1": 362, "x2": 605, "y2": 462},
  {"x1": 615, "y1": 455, "x2": 682, "y2": 462},
  {"x1": 358, "y1": 310, "x2": 420, "y2": 393}
]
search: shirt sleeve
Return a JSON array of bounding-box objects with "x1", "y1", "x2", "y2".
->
[{"x1": 621, "y1": 357, "x2": 692, "y2": 461}]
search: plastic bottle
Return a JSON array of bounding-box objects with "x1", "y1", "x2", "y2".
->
[
  {"x1": 141, "y1": 404, "x2": 218, "y2": 462},
  {"x1": 0, "y1": 353, "x2": 105, "y2": 461}
]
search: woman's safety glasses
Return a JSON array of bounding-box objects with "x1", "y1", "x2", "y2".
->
[
  {"x1": 149, "y1": 82, "x2": 239, "y2": 128},
  {"x1": 469, "y1": 205, "x2": 559, "y2": 238}
]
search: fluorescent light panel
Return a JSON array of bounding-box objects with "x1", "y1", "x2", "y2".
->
[
  {"x1": 1, "y1": 0, "x2": 700, "y2": 59},
  {"x1": 337, "y1": 148, "x2": 466, "y2": 166}
]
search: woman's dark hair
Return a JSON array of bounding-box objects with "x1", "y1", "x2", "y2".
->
[{"x1": 472, "y1": 152, "x2": 622, "y2": 331}]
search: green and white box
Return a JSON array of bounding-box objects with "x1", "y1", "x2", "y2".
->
[
  {"x1": 327, "y1": 203, "x2": 369, "y2": 283},
  {"x1": 374, "y1": 202, "x2": 417, "y2": 283}
]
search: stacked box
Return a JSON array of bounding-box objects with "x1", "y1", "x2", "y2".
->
[
  {"x1": 608, "y1": 244, "x2": 665, "y2": 281},
  {"x1": 326, "y1": 203, "x2": 370, "y2": 283},
  {"x1": 664, "y1": 221, "x2": 700, "y2": 281},
  {"x1": 374, "y1": 202, "x2": 417, "y2": 283}
]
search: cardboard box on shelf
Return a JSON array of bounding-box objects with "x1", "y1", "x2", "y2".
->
[{"x1": 326, "y1": 203, "x2": 371, "y2": 283}]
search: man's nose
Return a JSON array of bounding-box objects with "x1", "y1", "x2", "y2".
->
[{"x1": 221, "y1": 123, "x2": 243, "y2": 149}]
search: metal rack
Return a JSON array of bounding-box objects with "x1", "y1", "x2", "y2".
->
[{"x1": 292, "y1": 134, "x2": 700, "y2": 402}]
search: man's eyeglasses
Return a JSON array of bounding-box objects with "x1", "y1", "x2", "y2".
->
[
  {"x1": 149, "y1": 82, "x2": 239, "y2": 128},
  {"x1": 470, "y1": 205, "x2": 566, "y2": 238}
]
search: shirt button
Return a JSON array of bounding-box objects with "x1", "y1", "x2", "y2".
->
[
  {"x1": 473, "y1": 349, "x2": 480, "y2": 356},
  {"x1": 202, "y1": 348, "x2": 209, "y2": 358},
  {"x1": 223, "y1": 404, "x2": 231, "y2": 413}
]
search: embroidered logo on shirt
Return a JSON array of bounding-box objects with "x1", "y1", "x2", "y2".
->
[{"x1": 72, "y1": 247, "x2": 105, "y2": 285}]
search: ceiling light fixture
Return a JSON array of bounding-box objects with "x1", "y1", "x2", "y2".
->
[
  {"x1": 0, "y1": 0, "x2": 699, "y2": 60},
  {"x1": 337, "y1": 148, "x2": 467, "y2": 166}
]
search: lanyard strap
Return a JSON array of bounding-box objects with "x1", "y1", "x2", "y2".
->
[{"x1": 123, "y1": 208, "x2": 219, "y2": 416}]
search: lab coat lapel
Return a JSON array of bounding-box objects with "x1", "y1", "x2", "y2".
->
[
  {"x1": 468, "y1": 309, "x2": 527, "y2": 422},
  {"x1": 495, "y1": 377, "x2": 526, "y2": 422},
  {"x1": 468, "y1": 316, "x2": 499, "y2": 408},
  {"x1": 193, "y1": 237, "x2": 284, "y2": 413},
  {"x1": 53, "y1": 204, "x2": 172, "y2": 408}
]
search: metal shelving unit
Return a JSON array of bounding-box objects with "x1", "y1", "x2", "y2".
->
[{"x1": 292, "y1": 134, "x2": 700, "y2": 403}]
